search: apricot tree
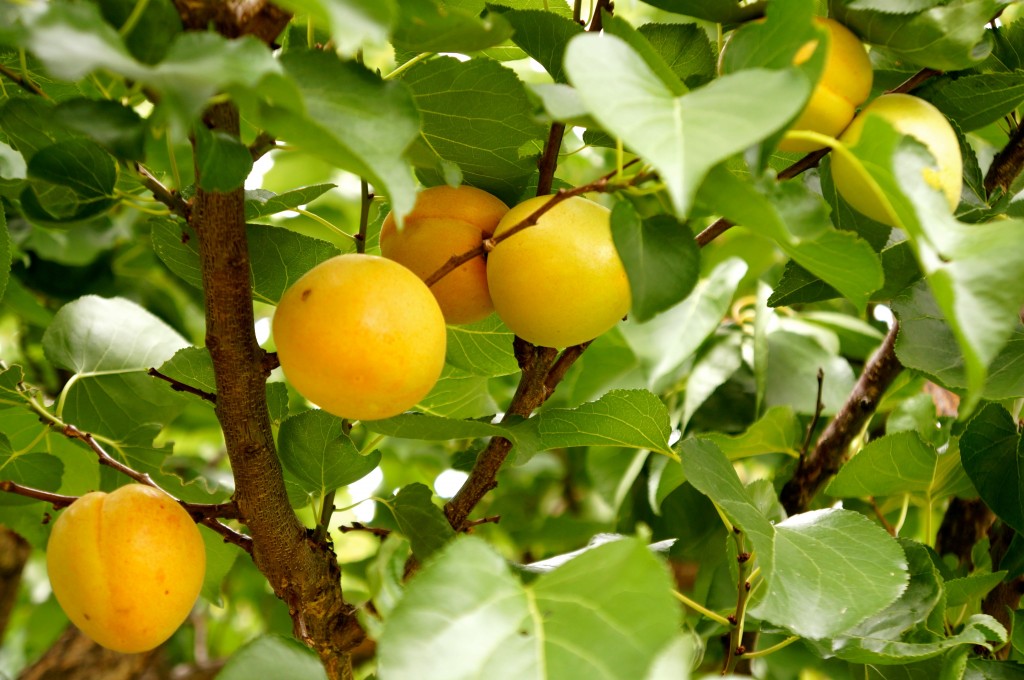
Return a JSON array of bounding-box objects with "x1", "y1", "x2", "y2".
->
[{"x1": 1, "y1": 1, "x2": 1024, "y2": 679}]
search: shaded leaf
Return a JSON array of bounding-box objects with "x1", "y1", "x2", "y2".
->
[
  {"x1": 194, "y1": 125, "x2": 253, "y2": 192},
  {"x1": 390, "y1": 483, "x2": 456, "y2": 560},
  {"x1": 218, "y1": 635, "x2": 327, "y2": 680},
  {"x1": 960, "y1": 403, "x2": 1024, "y2": 533}
]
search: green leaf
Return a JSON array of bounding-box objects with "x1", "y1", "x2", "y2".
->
[
  {"x1": 603, "y1": 14, "x2": 689, "y2": 95},
  {"x1": 637, "y1": 23, "x2": 715, "y2": 89},
  {"x1": 826, "y1": 431, "x2": 971, "y2": 499},
  {"x1": 157, "y1": 347, "x2": 217, "y2": 396},
  {"x1": 765, "y1": 330, "x2": 856, "y2": 416},
  {"x1": 217, "y1": 635, "x2": 327, "y2": 680},
  {"x1": 0, "y1": 98, "x2": 75, "y2": 162},
  {"x1": 491, "y1": 7, "x2": 583, "y2": 83},
  {"x1": 198, "y1": 524, "x2": 241, "y2": 606},
  {"x1": 403, "y1": 56, "x2": 546, "y2": 206},
  {"x1": 377, "y1": 536, "x2": 679, "y2": 680},
  {"x1": 680, "y1": 333, "x2": 743, "y2": 430},
  {"x1": 365, "y1": 411, "x2": 506, "y2": 442},
  {"x1": 194, "y1": 125, "x2": 253, "y2": 193},
  {"x1": 960, "y1": 404, "x2": 1024, "y2": 533},
  {"x1": 390, "y1": 483, "x2": 456, "y2": 560},
  {"x1": 620, "y1": 257, "x2": 747, "y2": 389},
  {"x1": 274, "y1": 0, "x2": 394, "y2": 57},
  {"x1": 97, "y1": 0, "x2": 181, "y2": 64},
  {"x1": 635, "y1": 0, "x2": 765, "y2": 23},
  {"x1": 23, "y1": 139, "x2": 117, "y2": 224},
  {"x1": 944, "y1": 571, "x2": 1007, "y2": 609},
  {"x1": 702, "y1": 406, "x2": 801, "y2": 460},
  {"x1": 244, "y1": 184, "x2": 336, "y2": 221},
  {"x1": 418, "y1": 365, "x2": 497, "y2": 419},
  {"x1": 445, "y1": 315, "x2": 519, "y2": 377},
  {"x1": 893, "y1": 281, "x2": 1024, "y2": 403},
  {"x1": 277, "y1": 410, "x2": 382, "y2": 504},
  {"x1": 151, "y1": 219, "x2": 341, "y2": 304},
  {"x1": 565, "y1": 32, "x2": 809, "y2": 217},
  {"x1": 256, "y1": 50, "x2": 419, "y2": 223},
  {"x1": 839, "y1": 615, "x2": 1006, "y2": 664},
  {"x1": 54, "y1": 99, "x2": 146, "y2": 160},
  {"x1": 391, "y1": 0, "x2": 513, "y2": 53},
  {"x1": 680, "y1": 438, "x2": 908, "y2": 639},
  {"x1": 831, "y1": 0, "x2": 1008, "y2": 71},
  {"x1": 529, "y1": 389, "x2": 675, "y2": 459},
  {"x1": 610, "y1": 202, "x2": 699, "y2": 323},
  {"x1": 42, "y1": 296, "x2": 190, "y2": 434},
  {"x1": 920, "y1": 73, "x2": 1024, "y2": 132},
  {"x1": 700, "y1": 165, "x2": 883, "y2": 312},
  {"x1": 0, "y1": 438, "x2": 63, "y2": 507}
]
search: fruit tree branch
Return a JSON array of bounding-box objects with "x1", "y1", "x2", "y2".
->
[
  {"x1": 984, "y1": 115, "x2": 1024, "y2": 195},
  {"x1": 148, "y1": 367, "x2": 218, "y2": 403},
  {"x1": 135, "y1": 163, "x2": 191, "y2": 220},
  {"x1": 0, "y1": 63, "x2": 49, "y2": 98},
  {"x1": 780, "y1": 321, "x2": 903, "y2": 515},
  {"x1": 191, "y1": 100, "x2": 358, "y2": 679}
]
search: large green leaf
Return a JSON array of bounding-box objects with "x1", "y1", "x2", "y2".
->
[
  {"x1": 0, "y1": 433, "x2": 63, "y2": 507},
  {"x1": 194, "y1": 125, "x2": 252, "y2": 193},
  {"x1": 403, "y1": 56, "x2": 546, "y2": 206},
  {"x1": 277, "y1": 410, "x2": 382, "y2": 505},
  {"x1": 22, "y1": 139, "x2": 117, "y2": 224},
  {"x1": 620, "y1": 257, "x2": 747, "y2": 390},
  {"x1": 960, "y1": 403, "x2": 1024, "y2": 533},
  {"x1": 218, "y1": 635, "x2": 327, "y2": 680},
  {"x1": 244, "y1": 185, "x2": 336, "y2": 221},
  {"x1": 920, "y1": 72, "x2": 1024, "y2": 132},
  {"x1": 700, "y1": 165, "x2": 883, "y2": 312},
  {"x1": 528, "y1": 389, "x2": 676, "y2": 459},
  {"x1": 893, "y1": 281, "x2": 1024, "y2": 401},
  {"x1": 377, "y1": 536, "x2": 680, "y2": 679},
  {"x1": 826, "y1": 431, "x2": 973, "y2": 500},
  {"x1": 445, "y1": 315, "x2": 519, "y2": 377},
  {"x1": 41, "y1": 295, "x2": 190, "y2": 434},
  {"x1": 97, "y1": 0, "x2": 181, "y2": 65},
  {"x1": 764, "y1": 330, "x2": 856, "y2": 416},
  {"x1": 491, "y1": 7, "x2": 583, "y2": 84},
  {"x1": 634, "y1": 0, "x2": 766, "y2": 23},
  {"x1": 679, "y1": 438, "x2": 908, "y2": 639},
  {"x1": 255, "y1": 50, "x2": 420, "y2": 223},
  {"x1": 391, "y1": 0, "x2": 513, "y2": 53},
  {"x1": 831, "y1": 0, "x2": 1010, "y2": 71},
  {"x1": 702, "y1": 406, "x2": 801, "y2": 460},
  {"x1": 564, "y1": 32, "x2": 809, "y2": 217},
  {"x1": 610, "y1": 202, "x2": 700, "y2": 323}
]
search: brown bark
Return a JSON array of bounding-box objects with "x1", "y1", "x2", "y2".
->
[
  {"x1": 780, "y1": 322, "x2": 903, "y2": 516},
  {"x1": 984, "y1": 117, "x2": 1024, "y2": 196},
  {"x1": 192, "y1": 102, "x2": 358, "y2": 679},
  {"x1": 935, "y1": 498, "x2": 995, "y2": 570},
  {"x1": 17, "y1": 627, "x2": 161, "y2": 680},
  {"x1": 0, "y1": 526, "x2": 30, "y2": 643}
]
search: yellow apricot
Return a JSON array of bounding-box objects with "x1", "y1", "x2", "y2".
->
[
  {"x1": 486, "y1": 195, "x2": 631, "y2": 348},
  {"x1": 381, "y1": 185, "x2": 509, "y2": 325},
  {"x1": 831, "y1": 93, "x2": 963, "y2": 226},
  {"x1": 273, "y1": 254, "x2": 446, "y2": 420},
  {"x1": 46, "y1": 484, "x2": 206, "y2": 654},
  {"x1": 778, "y1": 17, "x2": 873, "y2": 153}
]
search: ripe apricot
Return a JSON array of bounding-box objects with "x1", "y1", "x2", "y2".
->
[
  {"x1": 380, "y1": 185, "x2": 510, "y2": 325},
  {"x1": 831, "y1": 93, "x2": 963, "y2": 226},
  {"x1": 273, "y1": 254, "x2": 446, "y2": 420},
  {"x1": 46, "y1": 484, "x2": 206, "y2": 653},
  {"x1": 778, "y1": 17, "x2": 873, "y2": 153},
  {"x1": 486, "y1": 195, "x2": 631, "y2": 348}
]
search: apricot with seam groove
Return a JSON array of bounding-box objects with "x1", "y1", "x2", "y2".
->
[
  {"x1": 778, "y1": 17, "x2": 873, "y2": 153},
  {"x1": 46, "y1": 484, "x2": 206, "y2": 653},
  {"x1": 381, "y1": 185, "x2": 510, "y2": 325},
  {"x1": 831, "y1": 93, "x2": 962, "y2": 226},
  {"x1": 273, "y1": 253, "x2": 446, "y2": 420},
  {"x1": 486, "y1": 195, "x2": 631, "y2": 348}
]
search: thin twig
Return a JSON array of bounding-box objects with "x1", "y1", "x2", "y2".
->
[
  {"x1": 135, "y1": 163, "x2": 190, "y2": 220},
  {"x1": 800, "y1": 368, "x2": 825, "y2": 457},
  {"x1": 338, "y1": 522, "x2": 391, "y2": 538},
  {"x1": 0, "y1": 63, "x2": 48, "y2": 98},
  {"x1": 465, "y1": 514, "x2": 501, "y2": 528},
  {"x1": 536, "y1": 123, "x2": 566, "y2": 197},
  {"x1": 148, "y1": 367, "x2": 217, "y2": 403},
  {"x1": 0, "y1": 481, "x2": 77, "y2": 508},
  {"x1": 248, "y1": 131, "x2": 278, "y2": 160},
  {"x1": 357, "y1": 179, "x2": 372, "y2": 255},
  {"x1": 869, "y1": 498, "x2": 897, "y2": 536}
]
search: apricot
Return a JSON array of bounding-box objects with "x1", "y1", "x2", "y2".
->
[
  {"x1": 380, "y1": 185, "x2": 510, "y2": 325},
  {"x1": 486, "y1": 195, "x2": 631, "y2": 348},
  {"x1": 831, "y1": 93, "x2": 963, "y2": 226},
  {"x1": 272, "y1": 253, "x2": 446, "y2": 420},
  {"x1": 46, "y1": 484, "x2": 206, "y2": 653},
  {"x1": 778, "y1": 18, "x2": 873, "y2": 153}
]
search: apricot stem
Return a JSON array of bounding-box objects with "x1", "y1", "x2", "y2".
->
[{"x1": 672, "y1": 589, "x2": 732, "y2": 627}]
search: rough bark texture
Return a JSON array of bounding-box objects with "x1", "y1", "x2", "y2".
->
[
  {"x1": 0, "y1": 526, "x2": 30, "y2": 642},
  {"x1": 780, "y1": 322, "x2": 903, "y2": 516},
  {"x1": 984, "y1": 117, "x2": 1024, "y2": 195},
  {"x1": 193, "y1": 102, "x2": 358, "y2": 679}
]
